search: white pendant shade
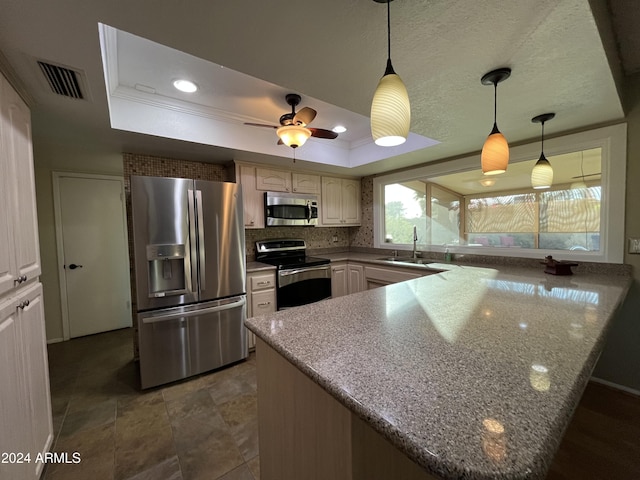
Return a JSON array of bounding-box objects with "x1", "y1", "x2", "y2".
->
[
  {"x1": 371, "y1": 73, "x2": 410, "y2": 147},
  {"x1": 481, "y1": 131, "x2": 509, "y2": 175},
  {"x1": 531, "y1": 156, "x2": 553, "y2": 189},
  {"x1": 277, "y1": 125, "x2": 311, "y2": 148},
  {"x1": 570, "y1": 179, "x2": 587, "y2": 190}
]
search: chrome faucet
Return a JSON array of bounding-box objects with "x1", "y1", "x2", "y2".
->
[{"x1": 412, "y1": 225, "x2": 418, "y2": 259}]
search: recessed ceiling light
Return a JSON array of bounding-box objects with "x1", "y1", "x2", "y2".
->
[
  {"x1": 173, "y1": 79, "x2": 198, "y2": 93},
  {"x1": 333, "y1": 125, "x2": 347, "y2": 133},
  {"x1": 479, "y1": 178, "x2": 496, "y2": 187}
]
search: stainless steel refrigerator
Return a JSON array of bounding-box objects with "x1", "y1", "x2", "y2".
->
[{"x1": 130, "y1": 175, "x2": 247, "y2": 389}]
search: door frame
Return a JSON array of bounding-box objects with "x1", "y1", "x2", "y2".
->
[{"x1": 52, "y1": 172, "x2": 129, "y2": 340}]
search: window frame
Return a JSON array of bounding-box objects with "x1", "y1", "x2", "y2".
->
[{"x1": 373, "y1": 123, "x2": 626, "y2": 263}]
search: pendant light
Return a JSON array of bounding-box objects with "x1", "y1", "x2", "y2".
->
[
  {"x1": 481, "y1": 68, "x2": 511, "y2": 175},
  {"x1": 370, "y1": 0, "x2": 410, "y2": 147},
  {"x1": 531, "y1": 113, "x2": 555, "y2": 189}
]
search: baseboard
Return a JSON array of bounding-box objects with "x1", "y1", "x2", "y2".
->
[
  {"x1": 46, "y1": 337, "x2": 64, "y2": 344},
  {"x1": 590, "y1": 376, "x2": 640, "y2": 397}
]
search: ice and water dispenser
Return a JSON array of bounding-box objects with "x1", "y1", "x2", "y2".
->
[{"x1": 146, "y1": 244, "x2": 189, "y2": 297}]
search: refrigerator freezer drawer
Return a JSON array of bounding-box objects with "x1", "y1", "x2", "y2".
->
[{"x1": 138, "y1": 296, "x2": 248, "y2": 389}]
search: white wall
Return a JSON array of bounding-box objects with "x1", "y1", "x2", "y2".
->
[
  {"x1": 33, "y1": 139, "x2": 124, "y2": 342},
  {"x1": 591, "y1": 73, "x2": 640, "y2": 392}
]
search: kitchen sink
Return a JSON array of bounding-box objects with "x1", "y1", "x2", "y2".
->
[{"x1": 378, "y1": 257, "x2": 437, "y2": 265}]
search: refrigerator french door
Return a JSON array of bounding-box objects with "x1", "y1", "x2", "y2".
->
[{"x1": 130, "y1": 176, "x2": 247, "y2": 388}]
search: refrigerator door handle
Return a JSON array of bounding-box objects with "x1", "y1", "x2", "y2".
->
[
  {"x1": 141, "y1": 297, "x2": 246, "y2": 324},
  {"x1": 187, "y1": 189, "x2": 199, "y2": 294},
  {"x1": 195, "y1": 189, "x2": 206, "y2": 291}
]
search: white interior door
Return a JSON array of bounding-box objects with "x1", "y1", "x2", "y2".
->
[{"x1": 54, "y1": 173, "x2": 132, "y2": 338}]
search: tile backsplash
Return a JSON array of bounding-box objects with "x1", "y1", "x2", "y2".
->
[
  {"x1": 122, "y1": 152, "x2": 369, "y2": 260},
  {"x1": 245, "y1": 226, "x2": 354, "y2": 259}
]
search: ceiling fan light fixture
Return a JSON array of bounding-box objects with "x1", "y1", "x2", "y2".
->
[
  {"x1": 531, "y1": 113, "x2": 555, "y2": 189},
  {"x1": 371, "y1": 0, "x2": 410, "y2": 147},
  {"x1": 277, "y1": 125, "x2": 311, "y2": 148},
  {"x1": 481, "y1": 68, "x2": 511, "y2": 175}
]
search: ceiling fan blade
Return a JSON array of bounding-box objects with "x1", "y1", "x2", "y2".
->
[
  {"x1": 309, "y1": 128, "x2": 338, "y2": 139},
  {"x1": 244, "y1": 122, "x2": 278, "y2": 129},
  {"x1": 570, "y1": 173, "x2": 601, "y2": 179},
  {"x1": 293, "y1": 107, "x2": 317, "y2": 126}
]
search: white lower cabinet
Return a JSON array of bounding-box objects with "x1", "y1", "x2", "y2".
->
[
  {"x1": 246, "y1": 271, "x2": 276, "y2": 350},
  {"x1": 347, "y1": 264, "x2": 365, "y2": 293},
  {"x1": 331, "y1": 261, "x2": 437, "y2": 295},
  {"x1": 331, "y1": 262, "x2": 348, "y2": 298},
  {"x1": 364, "y1": 265, "x2": 432, "y2": 289},
  {"x1": 0, "y1": 282, "x2": 53, "y2": 480},
  {"x1": 330, "y1": 262, "x2": 365, "y2": 297}
]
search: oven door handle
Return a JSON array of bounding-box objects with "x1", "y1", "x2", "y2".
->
[{"x1": 279, "y1": 265, "x2": 331, "y2": 277}]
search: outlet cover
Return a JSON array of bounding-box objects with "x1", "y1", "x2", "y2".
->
[{"x1": 628, "y1": 238, "x2": 640, "y2": 254}]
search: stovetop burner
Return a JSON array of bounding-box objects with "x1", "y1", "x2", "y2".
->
[{"x1": 255, "y1": 239, "x2": 330, "y2": 270}]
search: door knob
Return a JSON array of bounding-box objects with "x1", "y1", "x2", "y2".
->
[{"x1": 68, "y1": 263, "x2": 83, "y2": 270}]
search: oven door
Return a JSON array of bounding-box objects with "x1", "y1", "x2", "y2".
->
[{"x1": 277, "y1": 265, "x2": 331, "y2": 309}]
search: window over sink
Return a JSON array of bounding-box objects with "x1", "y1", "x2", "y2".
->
[{"x1": 374, "y1": 124, "x2": 626, "y2": 263}]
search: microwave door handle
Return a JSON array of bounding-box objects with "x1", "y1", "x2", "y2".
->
[
  {"x1": 306, "y1": 201, "x2": 311, "y2": 223},
  {"x1": 195, "y1": 189, "x2": 206, "y2": 291}
]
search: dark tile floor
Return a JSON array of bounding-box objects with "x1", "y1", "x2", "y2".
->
[{"x1": 44, "y1": 328, "x2": 259, "y2": 480}]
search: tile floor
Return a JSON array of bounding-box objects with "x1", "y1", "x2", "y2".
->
[
  {"x1": 44, "y1": 328, "x2": 259, "y2": 480},
  {"x1": 43, "y1": 326, "x2": 640, "y2": 480}
]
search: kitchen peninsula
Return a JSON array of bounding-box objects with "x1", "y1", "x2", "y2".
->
[{"x1": 245, "y1": 261, "x2": 631, "y2": 480}]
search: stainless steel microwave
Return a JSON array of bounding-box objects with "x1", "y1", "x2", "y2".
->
[{"x1": 265, "y1": 192, "x2": 318, "y2": 226}]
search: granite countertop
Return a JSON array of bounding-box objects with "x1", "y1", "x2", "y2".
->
[
  {"x1": 245, "y1": 263, "x2": 632, "y2": 480},
  {"x1": 246, "y1": 260, "x2": 276, "y2": 272}
]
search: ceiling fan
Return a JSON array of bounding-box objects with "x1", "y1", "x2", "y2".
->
[
  {"x1": 244, "y1": 93, "x2": 338, "y2": 148},
  {"x1": 570, "y1": 173, "x2": 601, "y2": 179}
]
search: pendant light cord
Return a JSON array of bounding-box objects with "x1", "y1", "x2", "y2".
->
[
  {"x1": 383, "y1": 0, "x2": 396, "y2": 75},
  {"x1": 489, "y1": 80, "x2": 499, "y2": 134},
  {"x1": 540, "y1": 121, "x2": 545, "y2": 155},
  {"x1": 493, "y1": 82, "x2": 498, "y2": 127},
  {"x1": 387, "y1": 0, "x2": 391, "y2": 61}
]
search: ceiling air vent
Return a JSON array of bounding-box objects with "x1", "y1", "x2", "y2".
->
[{"x1": 37, "y1": 61, "x2": 84, "y2": 99}]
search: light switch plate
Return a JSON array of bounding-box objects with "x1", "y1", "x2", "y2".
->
[{"x1": 628, "y1": 238, "x2": 640, "y2": 254}]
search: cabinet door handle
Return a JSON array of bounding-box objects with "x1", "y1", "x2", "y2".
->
[
  {"x1": 17, "y1": 300, "x2": 30, "y2": 310},
  {"x1": 257, "y1": 301, "x2": 271, "y2": 307},
  {"x1": 256, "y1": 281, "x2": 271, "y2": 286}
]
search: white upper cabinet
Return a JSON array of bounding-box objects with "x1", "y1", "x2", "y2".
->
[
  {"x1": 236, "y1": 162, "x2": 359, "y2": 228},
  {"x1": 0, "y1": 73, "x2": 41, "y2": 296},
  {"x1": 256, "y1": 167, "x2": 292, "y2": 192},
  {"x1": 320, "y1": 177, "x2": 361, "y2": 226},
  {"x1": 237, "y1": 164, "x2": 265, "y2": 229},
  {"x1": 292, "y1": 173, "x2": 320, "y2": 194}
]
